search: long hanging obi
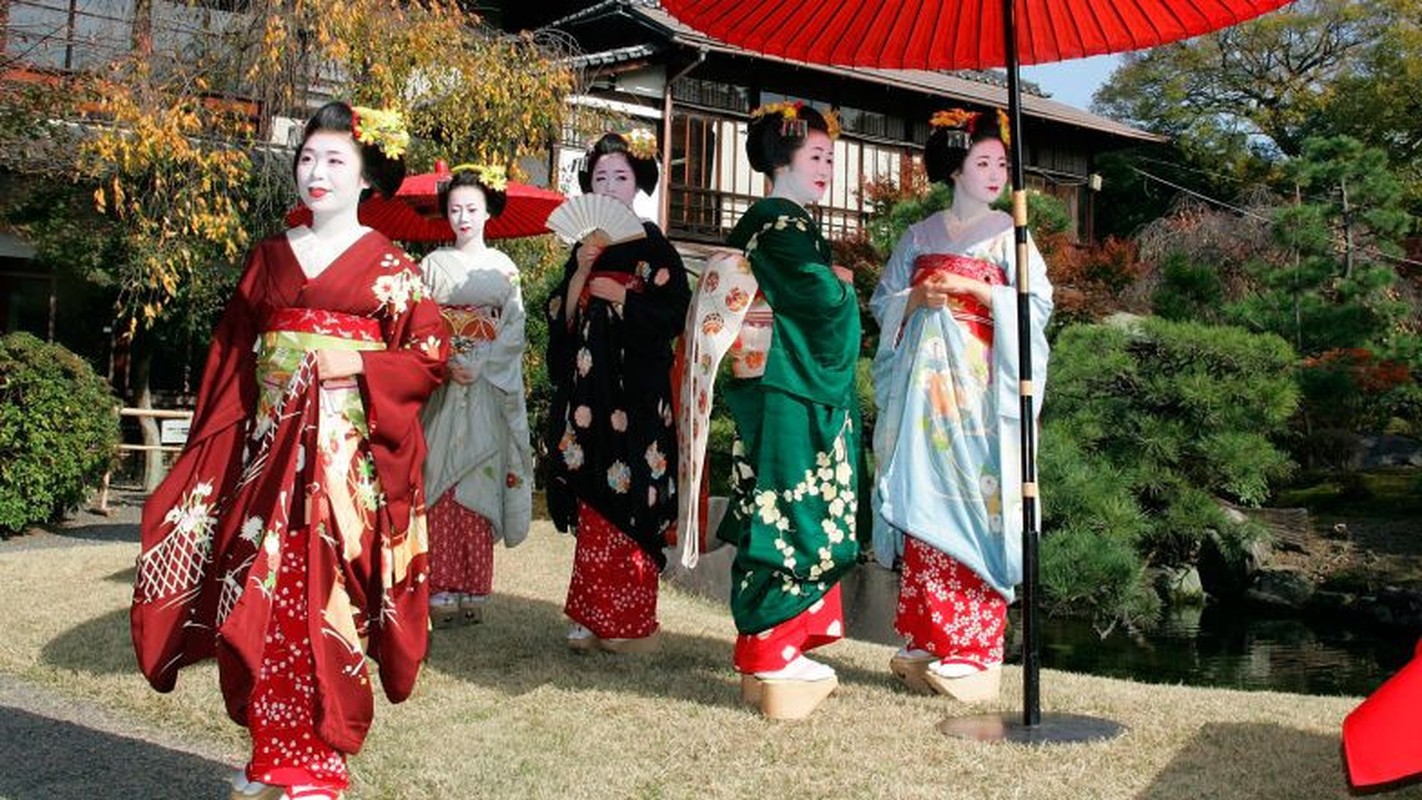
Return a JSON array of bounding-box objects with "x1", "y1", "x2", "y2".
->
[
  {"x1": 676, "y1": 249, "x2": 771, "y2": 569},
  {"x1": 872, "y1": 253, "x2": 1020, "y2": 599}
]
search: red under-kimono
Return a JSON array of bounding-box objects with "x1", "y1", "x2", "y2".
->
[{"x1": 131, "y1": 230, "x2": 447, "y2": 785}]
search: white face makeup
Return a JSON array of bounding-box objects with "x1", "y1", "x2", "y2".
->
[
  {"x1": 774, "y1": 129, "x2": 834, "y2": 205},
  {"x1": 590, "y1": 151, "x2": 639, "y2": 207},
  {"x1": 295, "y1": 130, "x2": 369, "y2": 220},
  {"x1": 953, "y1": 137, "x2": 1008, "y2": 208},
  {"x1": 445, "y1": 184, "x2": 489, "y2": 248}
]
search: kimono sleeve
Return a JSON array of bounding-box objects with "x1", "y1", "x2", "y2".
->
[
  {"x1": 622, "y1": 227, "x2": 691, "y2": 348},
  {"x1": 360, "y1": 260, "x2": 449, "y2": 530},
  {"x1": 868, "y1": 228, "x2": 917, "y2": 346},
  {"x1": 748, "y1": 222, "x2": 854, "y2": 324},
  {"x1": 479, "y1": 261, "x2": 526, "y2": 395},
  {"x1": 989, "y1": 230, "x2": 1054, "y2": 420},
  {"x1": 543, "y1": 255, "x2": 578, "y2": 388},
  {"x1": 178, "y1": 241, "x2": 270, "y2": 447}
]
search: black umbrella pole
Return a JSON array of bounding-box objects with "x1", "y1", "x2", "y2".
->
[{"x1": 1002, "y1": 0, "x2": 1042, "y2": 729}]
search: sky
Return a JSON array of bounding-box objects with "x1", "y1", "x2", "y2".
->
[{"x1": 1019, "y1": 53, "x2": 1123, "y2": 111}]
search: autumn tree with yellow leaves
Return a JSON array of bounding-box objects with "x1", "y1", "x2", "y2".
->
[
  {"x1": 4, "y1": 0, "x2": 577, "y2": 485},
  {"x1": 75, "y1": 0, "x2": 575, "y2": 331}
]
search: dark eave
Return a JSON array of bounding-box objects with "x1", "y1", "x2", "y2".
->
[{"x1": 549, "y1": 1, "x2": 1164, "y2": 144}]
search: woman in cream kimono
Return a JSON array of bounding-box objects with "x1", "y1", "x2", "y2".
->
[
  {"x1": 421, "y1": 165, "x2": 533, "y2": 626},
  {"x1": 871, "y1": 109, "x2": 1052, "y2": 703}
]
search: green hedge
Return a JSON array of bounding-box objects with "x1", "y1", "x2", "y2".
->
[
  {"x1": 1040, "y1": 316, "x2": 1298, "y2": 626},
  {"x1": 0, "y1": 332, "x2": 119, "y2": 535}
]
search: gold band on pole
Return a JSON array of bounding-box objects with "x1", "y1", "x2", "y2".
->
[
  {"x1": 1022, "y1": 481, "x2": 1039, "y2": 498},
  {"x1": 1012, "y1": 189, "x2": 1028, "y2": 226}
]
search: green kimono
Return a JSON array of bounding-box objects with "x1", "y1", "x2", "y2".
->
[{"x1": 719, "y1": 197, "x2": 862, "y2": 634}]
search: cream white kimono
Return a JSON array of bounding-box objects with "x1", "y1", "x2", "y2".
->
[{"x1": 420, "y1": 247, "x2": 533, "y2": 546}]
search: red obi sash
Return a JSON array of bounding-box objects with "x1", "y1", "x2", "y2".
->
[
  {"x1": 267, "y1": 307, "x2": 383, "y2": 342},
  {"x1": 440, "y1": 304, "x2": 499, "y2": 353},
  {"x1": 911, "y1": 254, "x2": 1006, "y2": 345},
  {"x1": 579, "y1": 270, "x2": 645, "y2": 310}
]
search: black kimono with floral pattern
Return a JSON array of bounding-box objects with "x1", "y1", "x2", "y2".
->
[{"x1": 543, "y1": 221, "x2": 691, "y2": 568}]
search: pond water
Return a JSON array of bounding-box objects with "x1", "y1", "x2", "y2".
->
[
  {"x1": 1025, "y1": 604, "x2": 1415, "y2": 698},
  {"x1": 671, "y1": 550, "x2": 1414, "y2": 698}
]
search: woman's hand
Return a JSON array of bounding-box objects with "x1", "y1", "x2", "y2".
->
[
  {"x1": 575, "y1": 243, "x2": 604, "y2": 273},
  {"x1": 831, "y1": 264, "x2": 855, "y2": 284},
  {"x1": 939, "y1": 272, "x2": 991, "y2": 305},
  {"x1": 586, "y1": 276, "x2": 628, "y2": 305},
  {"x1": 315, "y1": 349, "x2": 364, "y2": 380},
  {"x1": 908, "y1": 272, "x2": 990, "y2": 315}
]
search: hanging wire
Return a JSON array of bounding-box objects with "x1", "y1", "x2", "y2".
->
[{"x1": 1127, "y1": 164, "x2": 1422, "y2": 270}]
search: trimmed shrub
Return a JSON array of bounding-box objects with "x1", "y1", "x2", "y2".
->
[
  {"x1": 1040, "y1": 317, "x2": 1296, "y2": 626},
  {"x1": 0, "y1": 332, "x2": 119, "y2": 534}
]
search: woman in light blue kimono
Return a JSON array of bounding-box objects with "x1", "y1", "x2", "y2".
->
[{"x1": 870, "y1": 109, "x2": 1052, "y2": 702}]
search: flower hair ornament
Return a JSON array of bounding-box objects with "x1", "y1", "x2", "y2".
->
[
  {"x1": 621, "y1": 129, "x2": 659, "y2": 161},
  {"x1": 351, "y1": 106, "x2": 411, "y2": 159},
  {"x1": 929, "y1": 108, "x2": 1011, "y2": 149},
  {"x1": 750, "y1": 101, "x2": 841, "y2": 140},
  {"x1": 450, "y1": 162, "x2": 509, "y2": 192}
]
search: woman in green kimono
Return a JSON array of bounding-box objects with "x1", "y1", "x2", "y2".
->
[{"x1": 717, "y1": 102, "x2": 861, "y2": 719}]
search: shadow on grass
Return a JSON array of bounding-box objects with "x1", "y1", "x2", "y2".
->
[
  {"x1": 1137, "y1": 722, "x2": 1355, "y2": 799},
  {"x1": 42, "y1": 607, "x2": 138, "y2": 675},
  {"x1": 0, "y1": 705, "x2": 230, "y2": 798},
  {"x1": 40, "y1": 578, "x2": 891, "y2": 710},
  {"x1": 47, "y1": 520, "x2": 141, "y2": 545},
  {"x1": 422, "y1": 592, "x2": 890, "y2": 710}
]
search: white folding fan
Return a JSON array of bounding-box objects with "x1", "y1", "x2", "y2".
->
[{"x1": 546, "y1": 194, "x2": 647, "y2": 247}]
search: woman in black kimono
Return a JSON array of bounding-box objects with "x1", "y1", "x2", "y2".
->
[{"x1": 544, "y1": 131, "x2": 691, "y2": 653}]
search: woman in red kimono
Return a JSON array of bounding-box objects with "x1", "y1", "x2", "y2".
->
[
  {"x1": 543, "y1": 131, "x2": 690, "y2": 654},
  {"x1": 130, "y1": 101, "x2": 448, "y2": 800}
]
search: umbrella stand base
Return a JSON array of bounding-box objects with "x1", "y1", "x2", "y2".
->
[{"x1": 937, "y1": 712, "x2": 1126, "y2": 744}]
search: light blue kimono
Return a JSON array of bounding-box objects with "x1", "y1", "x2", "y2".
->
[{"x1": 869, "y1": 210, "x2": 1053, "y2": 600}]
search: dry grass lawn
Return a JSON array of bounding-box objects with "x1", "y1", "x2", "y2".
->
[{"x1": 0, "y1": 521, "x2": 1408, "y2": 799}]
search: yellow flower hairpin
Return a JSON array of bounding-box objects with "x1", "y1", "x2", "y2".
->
[
  {"x1": 351, "y1": 106, "x2": 410, "y2": 160},
  {"x1": 450, "y1": 163, "x2": 509, "y2": 192},
  {"x1": 622, "y1": 129, "x2": 659, "y2": 160}
]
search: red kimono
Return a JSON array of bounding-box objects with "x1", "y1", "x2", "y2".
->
[{"x1": 131, "y1": 230, "x2": 447, "y2": 764}]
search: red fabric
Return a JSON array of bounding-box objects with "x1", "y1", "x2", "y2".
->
[
  {"x1": 132, "y1": 231, "x2": 448, "y2": 756},
  {"x1": 1343, "y1": 639, "x2": 1422, "y2": 788},
  {"x1": 564, "y1": 501, "x2": 659, "y2": 639},
  {"x1": 659, "y1": 0, "x2": 1294, "y2": 70},
  {"x1": 734, "y1": 584, "x2": 844, "y2": 674},
  {"x1": 247, "y1": 526, "x2": 348, "y2": 792},
  {"x1": 895, "y1": 537, "x2": 1007, "y2": 667},
  {"x1": 578, "y1": 270, "x2": 645, "y2": 312},
  {"x1": 912, "y1": 254, "x2": 1005, "y2": 344},
  {"x1": 285, "y1": 176, "x2": 563, "y2": 242},
  {"x1": 428, "y1": 490, "x2": 495, "y2": 596}
]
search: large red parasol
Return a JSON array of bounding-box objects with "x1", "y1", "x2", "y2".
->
[
  {"x1": 662, "y1": 0, "x2": 1296, "y2": 741},
  {"x1": 658, "y1": 0, "x2": 1292, "y2": 69},
  {"x1": 286, "y1": 165, "x2": 564, "y2": 242}
]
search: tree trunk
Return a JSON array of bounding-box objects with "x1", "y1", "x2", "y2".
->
[
  {"x1": 131, "y1": 0, "x2": 152, "y2": 57},
  {"x1": 131, "y1": 342, "x2": 166, "y2": 491}
]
